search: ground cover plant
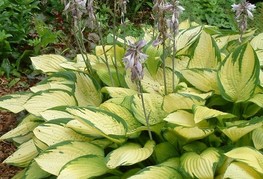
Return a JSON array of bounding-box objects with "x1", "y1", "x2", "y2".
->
[{"x1": 0, "y1": 0, "x2": 263, "y2": 178}]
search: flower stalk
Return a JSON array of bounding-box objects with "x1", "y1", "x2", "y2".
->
[
  {"x1": 231, "y1": 0, "x2": 256, "y2": 42},
  {"x1": 123, "y1": 40, "x2": 152, "y2": 140}
]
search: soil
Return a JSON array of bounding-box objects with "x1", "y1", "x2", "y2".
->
[{"x1": 0, "y1": 76, "x2": 40, "y2": 179}]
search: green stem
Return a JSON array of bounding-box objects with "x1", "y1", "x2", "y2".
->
[
  {"x1": 172, "y1": 32, "x2": 176, "y2": 92},
  {"x1": 138, "y1": 80, "x2": 153, "y2": 140},
  {"x1": 95, "y1": 16, "x2": 115, "y2": 86},
  {"x1": 162, "y1": 39, "x2": 168, "y2": 95}
]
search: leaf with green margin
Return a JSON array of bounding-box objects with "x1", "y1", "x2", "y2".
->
[
  {"x1": 30, "y1": 71, "x2": 75, "y2": 93},
  {"x1": 106, "y1": 140, "x2": 155, "y2": 169},
  {"x1": 58, "y1": 155, "x2": 109, "y2": 179},
  {"x1": 219, "y1": 117, "x2": 263, "y2": 142},
  {"x1": 173, "y1": 126, "x2": 214, "y2": 142},
  {"x1": 176, "y1": 26, "x2": 203, "y2": 55},
  {"x1": 95, "y1": 45, "x2": 125, "y2": 64},
  {"x1": 250, "y1": 33, "x2": 263, "y2": 50},
  {"x1": 163, "y1": 93, "x2": 205, "y2": 113},
  {"x1": 249, "y1": 93, "x2": 263, "y2": 108},
  {"x1": 33, "y1": 135, "x2": 48, "y2": 151},
  {"x1": 181, "y1": 148, "x2": 220, "y2": 179},
  {"x1": 145, "y1": 44, "x2": 162, "y2": 76},
  {"x1": 224, "y1": 147, "x2": 263, "y2": 174},
  {"x1": 35, "y1": 141, "x2": 104, "y2": 176},
  {"x1": 252, "y1": 127, "x2": 263, "y2": 150},
  {"x1": 100, "y1": 102, "x2": 142, "y2": 134},
  {"x1": 4, "y1": 139, "x2": 38, "y2": 167},
  {"x1": 129, "y1": 158, "x2": 182, "y2": 179},
  {"x1": 33, "y1": 120, "x2": 92, "y2": 146},
  {"x1": 217, "y1": 43, "x2": 260, "y2": 102},
  {"x1": 0, "y1": 121, "x2": 40, "y2": 140},
  {"x1": 31, "y1": 54, "x2": 67, "y2": 73},
  {"x1": 66, "y1": 107, "x2": 127, "y2": 142},
  {"x1": 181, "y1": 68, "x2": 220, "y2": 94},
  {"x1": 74, "y1": 72, "x2": 102, "y2": 106},
  {"x1": 24, "y1": 161, "x2": 50, "y2": 179},
  {"x1": 66, "y1": 119, "x2": 103, "y2": 138},
  {"x1": 40, "y1": 109, "x2": 75, "y2": 121},
  {"x1": 132, "y1": 93, "x2": 167, "y2": 126},
  {"x1": 23, "y1": 90, "x2": 77, "y2": 116},
  {"x1": 188, "y1": 31, "x2": 220, "y2": 69},
  {"x1": 101, "y1": 87, "x2": 137, "y2": 98},
  {"x1": 164, "y1": 110, "x2": 195, "y2": 127},
  {"x1": 193, "y1": 105, "x2": 235, "y2": 124},
  {"x1": 223, "y1": 161, "x2": 263, "y2": 179},
  {"x1": 0, "y1": 92, "x2": 32, "y2": 113}
]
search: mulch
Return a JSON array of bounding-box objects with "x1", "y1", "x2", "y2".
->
[{"x1": 0, "y1": 76, "x2": 40, "y2": 179}]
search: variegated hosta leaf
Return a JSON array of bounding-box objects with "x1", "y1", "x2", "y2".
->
[
  {"x1": 176, "y1": 26, "x2": 203, "y2": 54},
  {"x1": 101, "y1": 87, "x2": 137, "y2": 98},
  {"x1": 66, "y1": 119, "x2": 103, "y2": 138},
  {"x1": 224, "y1": 147, "x2": 263, "y2": 174},
  {"x1": 252, "y1": 127, "x2": 263, "y2": 150},
  {"x1": 164, "y1": 110, "x2": 195, "y2": 127},
  {"x1": 153, "y1": 68, "x2": 180, "y2": 94},
  {"x1": 74, "y1": 72, "x2": 102, "y2": 106},
  {"x1": 30, "y1": 72, "x2": 75, "y2": 93},
  {"x1": 33, "y1": 121, "x2": 92, "y2": 146},
  {"x1": 218, "y1": 43, "x2": 260, "y2": 102},
  {"x1": 145, "y1": 44, "x2": 162, "y2": 76},
  {"x1": 100, "y1": 102, "x2": 142, "y2": 134},
  {"x1": 95, "y1": 45, "x2": 125, "y2": 64},
  {"x1": 0, "y1": 120, "x2": 40, "y2": 140},
  {"x1": 193, "y1": 105, "x2": 235, "y2": 124},
  {"x1": 163, "y1": 93, "x2": 205, "y2": 113},
  {"x1": 33, "y1": 136, "x2": 48, "y2": 151},
  {"x1": 66, "y1": 107, "x2": 127, "y2": 142},
  {"x1": 58, "y1": 155, "x2": 109, "y2": 179},
  {"x1": 181, "y1": 69, "x2": 220, "y2": 94},
  {"x1": 23, "y1": 90, "x2": 76, "y2": 116},
  {"x1": 40, "y1": 109, "x2": 75, "y2": 121},
  {"x1": 35, "y1": 141, "x2": 104, "y2": 176},
  {"x1": 220, "y1": 118, "x2": 263, "y2": 142},
  {"x1": 132, "y1": 93, "x2": 167, "y2": 126},
  {"x1": 129, "y1": 165, "x2": 182, "y2": 179},
  {"x1": 31, "y1": 54, "x2": 67, "y2": 73},
  {"x1": 4, "y1": 139, "x2": 38, "y2": 167},
  {"x1": 24, "y1": 161, "x2": 50, "y2": 179},
  {"x1": 181, "y1": 148, "x2": 221, "y2": 179},
  {"x1": 250, "y1": 33, "x2": 263, "y2": 50},
  {"x1": 173, "y1": 126, "x2": 214, "y2": 142},
  {"x1": 187, "y1": 31, "x2": 220, "y2": 69},
  {"x1": 106, "y1": 140, "x2": 155, "y2": 169},
  {"x1": 166, "y1": 56, "x2": 190, "y2": 72},
  {"x1": 223, "y1": 161, "x2": 263, "y2": 179},
  {"x1": 0, "y1": 92, "x2": 32, "y2": 113},
  {"x1": 249, "y1": 93, "x2": 263, "y2": 108}
]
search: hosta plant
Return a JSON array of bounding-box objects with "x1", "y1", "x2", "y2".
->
[{"x1": 1, "y1": 24, "x2": 263, "y2": 178}]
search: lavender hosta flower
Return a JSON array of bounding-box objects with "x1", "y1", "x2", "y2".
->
[
  {"x1": 123, "y1": 40, "x2": 148, "y2": 82},
  {"x1": 232, "y1": 1, "x2": 256, "y2": 40}
]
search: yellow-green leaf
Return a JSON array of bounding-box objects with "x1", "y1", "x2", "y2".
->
[
  {"x1": 58, "y1": 155, "x2": 109, "y2": 179},
  {"x1": 181, "y1": 69, "x2": 219, "y2": 94},
  {"x1": 252, "y1": 127, "x2": 263, "y2": 150},
  {"x1": 24, "y1": 161, "x2": 50, "y2": 179},
  {"x1": 181, "y1": 148, "x2": 220, "y2": 179},
  {"x1": 0, "y1": 93, "x2": 32, "y2": 113},
  {"x1": 164, "y1": 110, "x2": 195, "y2": 127},
  {"x1": 23, "y1": 90, "x2": 76, "y2": 116},
  {"x1": 31, "y1": 54, "x2": 67, "y2": 73},
  {"x1": 35, "y1": 141, "x2": 104, "y2": 176},
  {"x1": 132, "y1": 93, "x2": 167, "y2": 125},
  {"x1": 225, "y1": 147, "x2": 263, "y2": 174},
  {"x1": 33, "y1": 122, "x2": 92, "y2": 146},
  {"x1": 218, "y1": 43, "x2": 260, "y2": 102},
  {"x1": 223, "y1": 161, "x2": 263, "y2": 179},
  {"x1": 193, "y1": 105, "x2": 235, "y2": 124},
  {"x1": 101, "y1": 87, "x2": 137, "y2": 98},
  {"x1": 4, "y1": 139, "x2": 38, "y2": 167},
  {"x1": 106, "y1": 140, "x2": 155, "y2": 169}
]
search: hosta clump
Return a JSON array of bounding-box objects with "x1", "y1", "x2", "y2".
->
[{"x1": 1, "y1": 24, "x2": 263, "y2": 178}]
